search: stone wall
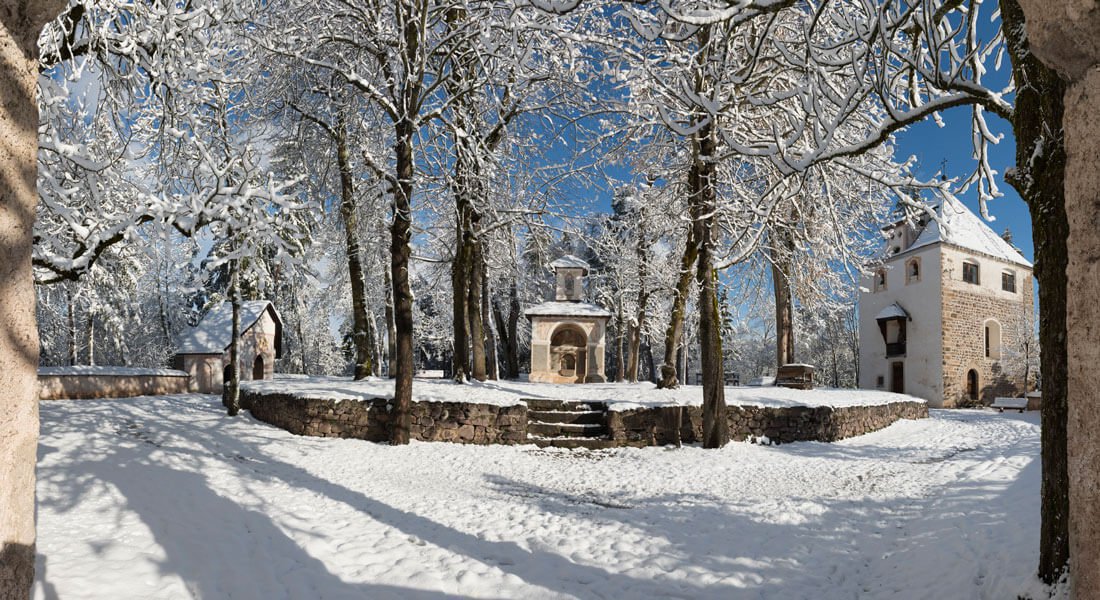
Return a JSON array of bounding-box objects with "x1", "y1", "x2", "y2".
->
[
  {"x1": 940, "y1": 246, "x2": 1034, "y2": 407},
  {"x1": 39, "y1": 372, "x2": 191, "y2": 400},
  {"x1": 244, "y1": 390, "x2": 527, "y2": 445},
  {"x1": 607, "y1": 401, "x2": 928, "y2": 446}
]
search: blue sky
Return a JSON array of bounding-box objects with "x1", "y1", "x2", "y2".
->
[{"x1": 893, "y1": 108, "x2": 1034, "y2": 265}]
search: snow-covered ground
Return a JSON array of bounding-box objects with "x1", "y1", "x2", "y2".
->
[
  {"x1": 35, "y1": 394, "x2": 1054, "y2": 599},
  {"x1": 244, "y1": 375, "x2": 922, "y2": 411}
]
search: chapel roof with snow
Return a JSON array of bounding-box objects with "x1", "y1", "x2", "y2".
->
[
  {"x1": 176, "y1": 300, "x2": 283, "y2": 356},
  {"x1": 550, "y1": 254, "x2": 591, "y2": 271},
  {"x1": 892, "y1": 195, "x2": 1032, "y2": 268},
  {"x1": 524, "y1": 301, "x2": 612, "y2": 318}
]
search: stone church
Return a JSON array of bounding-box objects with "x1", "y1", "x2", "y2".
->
[{"x1": 858, "y1": 196, "x2": 1034, "y2": 408}]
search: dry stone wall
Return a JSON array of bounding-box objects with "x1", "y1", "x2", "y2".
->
[
  {"x1": 607, "y1": 401, "x2": 928, "y2": 446},
  {"x1": 243, "y1": 390, "x2": 527, "y2": 445}
]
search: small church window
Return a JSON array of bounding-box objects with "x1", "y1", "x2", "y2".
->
[
  {"x1": 874, "y1": 269, "x2": 887, "y2": 292},
  {"x1": 962, "y1": 261, "x2": 980, "y2": 285},
  {"x1": 1002, "y1": 271, "x2": 1016, "y2": 293},
  {"x1": 906, "y1": 258, "x2": 920, "y2": 284}
]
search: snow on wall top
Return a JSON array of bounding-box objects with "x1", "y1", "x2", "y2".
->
[
  {"x1": 874, "y1": 302, "x2": 910, "y2": 321},
  {"x1": 38, "y1": 366, "x2": 189, "y2": 377},
  {"x1": 240, "y1": 375, "x2": 925, "y2": 411},
  {"x1": 524, "y1": 301, "x2": 612, "y2": 318},
  {"x1": 906, "y1": 196, "x2": 1032, "y2": 267},
  {"x1": 176, "y1": 301, "x2": 277, "y2": 355},
  {"x1": 550, "y1": 254, "x2": 590, "y2": 271}
]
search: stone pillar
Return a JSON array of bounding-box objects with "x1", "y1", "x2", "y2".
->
[{"x1": 1016, "y1": 1, "x2": 1100, "y2": 595}]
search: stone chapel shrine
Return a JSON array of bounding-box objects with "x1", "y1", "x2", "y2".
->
[
  {"x1": 525, "y1": 255, "x2": 611, "y2": 383},
  {"x1": 173, "y1": 300, "x2": 283, "y2": 393},
  {"x1": 858, "y1": 196, "x2": 1034, "y2": 408}
]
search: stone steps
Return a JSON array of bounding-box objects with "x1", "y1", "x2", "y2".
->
[
  {"x1": 528, "y1": 421, "x2": 606, "y2": 438},
  {"x1": 524, "y1": 399, "x2": 612, "y2": 449}
]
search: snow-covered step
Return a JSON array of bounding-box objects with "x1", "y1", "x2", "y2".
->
[
  {"x1": 529, "y1": 437, "x2": 649, "y2": 450},
  {"x1": 528, "y1": 421, "x2": 606, "y2": 438},
  {"x1": 526, "y1": 409, "x2": 605, "y2": 425},
  {"x1": 524, "y1": 398, "x2": 608, "y2": 412}
]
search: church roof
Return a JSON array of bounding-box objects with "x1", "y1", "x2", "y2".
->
[
  {"x1": 906, "y1": 195, "x2": 1032, "y2": 268},
  {"x1": 176, "y1": 301, "x2": 282, "y2": 356},
  {"x1": 525, "y1": 301, "x2": 611, "y2": 319},
  {"x1": 550, "y1": 254, "x2": 590, "y2": 271}
]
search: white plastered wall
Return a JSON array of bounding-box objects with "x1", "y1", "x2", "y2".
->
[{"x1": 858, "y1": 245, "x2": 944, "y2": 405}]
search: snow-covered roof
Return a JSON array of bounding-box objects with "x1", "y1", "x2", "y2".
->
[
  {"x1": 525, "y1": 301, "x2": 611, "y2": 318},
  {"x1": 906, "y1": 196, "x2": 1032, "y2": 267},
  {"x1": 176, "y1": 301, "x2": 282, "y2": 356},
  {"x1": 550, "y1": 255, "x2": 590, "y2": 271},
  {"x1": 875, "y1": 302, "x2": 910, "y2": 321}
]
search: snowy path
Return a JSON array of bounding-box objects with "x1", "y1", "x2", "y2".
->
[{"x1": 35, "y1": 395, "x2": 1049, "y2": 599}]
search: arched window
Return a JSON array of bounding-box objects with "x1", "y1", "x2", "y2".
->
[
  {"x1": 223, "y1": 363, "x2": 232, "y2": 386},
  {"x1": 560, "y1": 354, "x2": 576, "y2": 375},
  {"x1": 985, "y1": 319, "x2": 1002, "y2": 359},
  {"x1": 253, "y1": 355, "x2": 265, "y2": 380},
  {"x1": 906, "y1": 258, "x2": 921, "y2": 284},
  {"x1": 967, "y1": 369, "x2": 979, "y2": 401},
  {"x1": 874, "y1": 269, "x2": 887, "y2": 292}
]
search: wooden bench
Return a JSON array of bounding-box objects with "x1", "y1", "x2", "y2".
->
[
  {"x1": 775, "y1": 364, "x2": 815, "y2": 390},
  {"x1": 992, "y1": 397, "x2": 1028, "y2": 413}
]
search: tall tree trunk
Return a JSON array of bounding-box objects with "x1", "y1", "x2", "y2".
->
[
  {"x1": 482, "y1": 270, "x2": 498, "y2": 380},
  {"x1": 334, "y1": 114, "x2": 374, "y2": 380},
  {"x1": 999, "y1": 0, "x2": 1071, "y2": 582},
  {"x1": 506, "y1": 279, "x2": 523, "y2": 374},
  {"x1": 86, "y1": 308, "x2": 94, "y2": 366},
  {"x1": 626, "y1": 237, "x2": 649, "y2": 382},
  {"x1": 383, "y1": 260, "x2": 396, "y2": 378},
  {"x1": 390, "y1": 116, "x2": 417, "y2": 445},
  {"x1": 0, "y1": 5, "x2": 66, "y2": 593},
  {"x1": 644, "y1": 339, "x2": 656, "y2": 383},
  {"x1": 66, "y1": 288, "x2": 76, "y2": 366},
  {"x1": 467, "y1": 240, "x2": 488, "y2": 381},
  {"x1": 451, "y1": 214, "x2": 471, "y2": 382},
  {"x1": 614, "y1": 303, "x2": 626, "y2": 382},
  {"x1": 1062, "y1": 70, "x2": 1100, "y2": 600},
  {"x1": 691, "y1": 108, "x2": 728, "y2": 449},
  {"x1": 771, "y1": 249, "x2": 795, "y2": 368},
  {"x1": 295, "y1": 296, "x2": 309, "y2": 375},
  {"x1": 227, "y1": 260, "x2": 242, "y2": 416},
  {"x1": 657, "y1": 224, "x2": 698, "y2": 389}
]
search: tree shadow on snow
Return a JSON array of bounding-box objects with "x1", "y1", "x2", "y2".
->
[
  {"x1": 35, "y1": 396, "x2": 487, "y2": 600},
  {"x1": 37, "y1": 394, "x2": 726, "y2": 598},
  {"x1": 36, "y1": 395, "x2": 1043, "y2": 599}
]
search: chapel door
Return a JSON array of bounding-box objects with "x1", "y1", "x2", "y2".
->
[{"x1": 891, "y1": 362, "x2": 904, "y2": 394}]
